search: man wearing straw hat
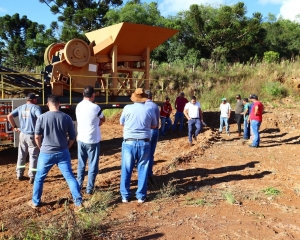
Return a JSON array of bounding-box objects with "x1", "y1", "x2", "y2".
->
[{"x1": 120, "y1": 88, "x2": 158, "y2": 203}]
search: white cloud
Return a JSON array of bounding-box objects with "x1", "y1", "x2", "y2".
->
[
  {"x1": 159, "y1": 0, "x2": 223, "y2": 16},
  {"x1": 258, "y1": 0, "x2": 300, "y2": 21},
  {"x1": 278, "y1": 0, "x2": 300, "y2": 21},
  {"x1": 0, "y1": 7, "x2": 7, "y2": 13}
]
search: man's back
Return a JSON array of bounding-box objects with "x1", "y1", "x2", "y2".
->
[
  {"x1": 35, "y1": 111, "x2": 75, "y2": 153},
  {"x1": 120, "y1": 103, "x2": 156, "y2": 139},
  {"x1": 76, "y1": 100, "x2": 102, "y2": 144},
  {"x1": 11, "y1": 103, "x2": 41, "y2": 134},
  {"x1": 175, "y1": 97, "x2": 188, "y2": 112}
]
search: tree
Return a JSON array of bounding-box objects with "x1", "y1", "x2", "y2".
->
[
  {"x1": 262, "y1": 16, "x2": 300, "y2": 59},
  {"x1": 0, "y1": 14, "x2": 53, "y2": 68},
  {"x1": 39, "y1": 0, "x2": 123, "y2": 41},
  {"x1": 173, "y1": 2, "x2": 265, "y2": 63}
]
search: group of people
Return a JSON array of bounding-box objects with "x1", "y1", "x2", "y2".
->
[
  {"x1": 8, "y1": 86, "x2": 263, "y2": 209},
  {"x1": 8, "y1": 86, "x2": 105, "y2": 212},
  {"x1": 219, "y1": 94, "x2": 264, "y2": 148}
]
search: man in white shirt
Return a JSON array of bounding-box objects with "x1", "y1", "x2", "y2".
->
[
  {"x1": 75, "y1": 86, "x2": 105, "y2": 195},
  {"x1": 219, "y1": 97, "x2": 231, "y2": 135},
  {"x1": 183, "y1": 96, "x2": 203, "y2": 146}
]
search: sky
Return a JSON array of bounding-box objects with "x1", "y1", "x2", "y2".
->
[{"x1": 0, "y1": 0, "x2": 299, "y2": 28}]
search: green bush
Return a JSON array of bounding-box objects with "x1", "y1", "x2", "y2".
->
[
  {"x1": 264, "y1": 82, "x2": 288, "y2": 98},
  {"x1": 263, "y1": 51, "x2": 280, "y2": 63}
]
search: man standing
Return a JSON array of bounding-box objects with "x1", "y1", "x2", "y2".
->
[
  {"x1": 160, "y1": 97, "x2": 173, "y2": 136},
  {"x1": 235, "y1": 94, "x2": 244, "y2": 137},
  {"x1": 145, "y1": 90, "x2": 159, "y2": 184},
  {"x1": 183, "y1": 96, "x2": 203, "y2": 146},
  {"x1": 120, "y1": 88, "x2": 157, "y2": 203},
  {"x1": 76, "y1": 86, "x2": 105, "y2": 195},
  {"x1": 28, "y1": 95, "x2": 83, "y2": 212},
  {"x1": 219, "y1": 98, "x2": 231, "y2": 135},
  {"x1": 241, "y1": 98, "x2": 250, "y2": 140},
  {"x1": 8, "y1": 93, "x2": 42, "y2": 184},
  {"x1": 249, "y1": 94, "x2": 264, "y2": 148},
  {"x1": 171, "y1": 92, "x2": 188, "y2": 132}
]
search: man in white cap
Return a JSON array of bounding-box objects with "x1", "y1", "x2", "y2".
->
[
  {"x1": 219, "y1": 97, "x2": 231, "y2": 135},
  {"x1": 120, "y1": 88, "x2": 158, "y2": 203}
]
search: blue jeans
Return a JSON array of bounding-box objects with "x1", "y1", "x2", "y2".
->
[
  {"x1": 172, "y1": 112, "x2": 184, "y2": 131},
  {"x1": 251, "y1": 120, "x2": 261, "y2": 147},
  {"x1": 32, "y1": 150, "x2": 82, "y2": 206},
  {"x1": 243, "y1": 118, "x2": 250, "y2": 139},
  {"x1": 77, "y1": 141, "x2": 100, "y2": 194},
  {"x1": 219, "y1": 116, "x2": 229, "y2": 133},
  {"x1": 120, "y1": 140, "x2": 150, "y2": 200},
  {"x1": 188, "y1": 119, "x2": 201, "y2": 142},
  {"x1": 149, "y1": 129, "x2": 159, "y2": 177},
  {"x1": 160, "y1": 117, "x2": 172, "y2": 135}
]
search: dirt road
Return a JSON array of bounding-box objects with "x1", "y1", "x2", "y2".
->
[{"x1": 1, "y1": 107, "x2": 300, "y2": 239}]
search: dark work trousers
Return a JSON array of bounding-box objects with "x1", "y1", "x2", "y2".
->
[{"x1": 235, "y1": 114, "x2": 243, "y2": 134}]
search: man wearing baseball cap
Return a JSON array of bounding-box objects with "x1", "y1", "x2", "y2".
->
[
  {"x1": 8, "y1": 93, "x2": 42, "y2": 184},
  {"x1": 248, "y1": 94, "x2": 264, "y2": 148}
]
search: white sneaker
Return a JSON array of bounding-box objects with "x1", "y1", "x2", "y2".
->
[
  {"x1": 137, "y1": 199, "x2": 145, "y2": 203},
  {"x1": 122, "y1": 199, "x2": 128, "y2": 203}
]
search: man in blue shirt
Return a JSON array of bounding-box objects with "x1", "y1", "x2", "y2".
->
[
  {"x1": 27, "y1": 95, "x2": 83, "y2": 212},
  {"x1": 8, "y1": 93, "x2": 42, "y2": 184},
  {"x1": 145, "y1": 90, "x2": 159, "y2": 185},
  {"x1": 120, "y1": 88, "x2": 157, "y2": 203}
]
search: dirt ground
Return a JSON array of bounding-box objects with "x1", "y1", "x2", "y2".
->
[{"x1": 1, "y1": 104, "x2": 300, "y2": 239}]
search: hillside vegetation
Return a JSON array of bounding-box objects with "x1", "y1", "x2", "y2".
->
[{"x1": 150, "y1": 59, "x2": 300, "y2": 110}]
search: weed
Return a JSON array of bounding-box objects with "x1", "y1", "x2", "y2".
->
[
  {"x1": 156, "y1": 180, "x2": 178, "y2": 200},
  {"x1": 194, "y1": 199, "x2": 206, "y2": 206},
  {"x1": 223, "y1": 192, "x2": 236, "y2": 204},
  {"x1": 262, "y1": 187, "x2": 281, "y2": 196},
  {"x1": 9, "y1": 190, "x2": 115, "y2": 240}
]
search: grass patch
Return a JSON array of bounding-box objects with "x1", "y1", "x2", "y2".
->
[
  {"x1": 262, "y1": 187, "x2": 281, "y2": 196},
  {"x1": 9, "y1": 190, "x2": 115, "y2": 240},
  {"x1": 223, "y1": 192, "x2": 236, "y2": 204},
  {"x1": 185, "y1": 197, "x2": 206, "y2": 206},
  {"x1": 102, "y1": 109, "x2": 122, "y2": 119}
]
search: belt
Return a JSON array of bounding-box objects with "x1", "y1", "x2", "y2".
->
[
  {"x1": 191, "y1": 118, "x2": 199, "y2": 119},
  {"x1": 124, "y1": 138, "x2": 150, "y2": 142}
]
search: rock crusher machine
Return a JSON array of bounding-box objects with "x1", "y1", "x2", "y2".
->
[{"x1": 43, "y1": 22, "x2": 178, "y2": 105}]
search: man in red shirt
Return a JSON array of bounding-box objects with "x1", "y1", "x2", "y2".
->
[
  {"x1": 249, "y1": 94, "x2": 264, "y2": 148},
  {"x1": 171, "y1": 92, "x2": 188, "y2": 132},
  {"x1": 160, "y1": 97, "x2": 172, "y2": 136}
]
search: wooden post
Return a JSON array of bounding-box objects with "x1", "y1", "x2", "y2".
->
[
  {"x1": 111, "y1": 45, "x2": 118, "y2": 96},
  {"x1": 145, "y1": 47, "x2": 150, "y2": 90}
]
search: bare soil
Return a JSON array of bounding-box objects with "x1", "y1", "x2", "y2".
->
[{"x1": 1, "y1": 106, "x2": 300, "y2": 239}]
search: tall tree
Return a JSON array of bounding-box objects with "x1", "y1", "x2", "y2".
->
[
  {"x1": 173, "y1": 2, "x2": 265, "y2": 63},
  {"x1": 39, "y1": 0, "x2": 123, "y2": 41},
  {"x1": 0, "y1": 14, "x2": 53, "y2": 69}
]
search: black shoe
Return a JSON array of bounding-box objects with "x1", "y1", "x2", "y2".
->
[
  {"x1": 193, "y1": 135, "x2": 197, "y2": 141},
  {"x1": 17, "y1": 176, "x2": 25, "y2": 181},
  {"x1": 29, "y1": 177, "x2": 34, "y2": 184}
]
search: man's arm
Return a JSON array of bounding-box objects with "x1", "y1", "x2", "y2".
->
[
  {"x1": 99, "y1": 115, "x2": 106, "y2": 126},
  {"x1": 184, "y1": 108, "x2": 190, "y2": 120},
  {"x1": 7, "y1": 113, "x2": 20, "y2": 132},
  {"x1": 35, "y1": 135, "x2": 42, "y2": 149},
  {"x1": 254, "y1": 105, "x2": 259, "y2": 115},
  {"x1": 68, "y1": 139, "x2": 75, "y2": 149},
  {"x1": 227, "y1": 105, "x2": 231, "y2": 118},
  {"x1": 199, "y1": 108, "x2": 203, "y2": 121}
]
